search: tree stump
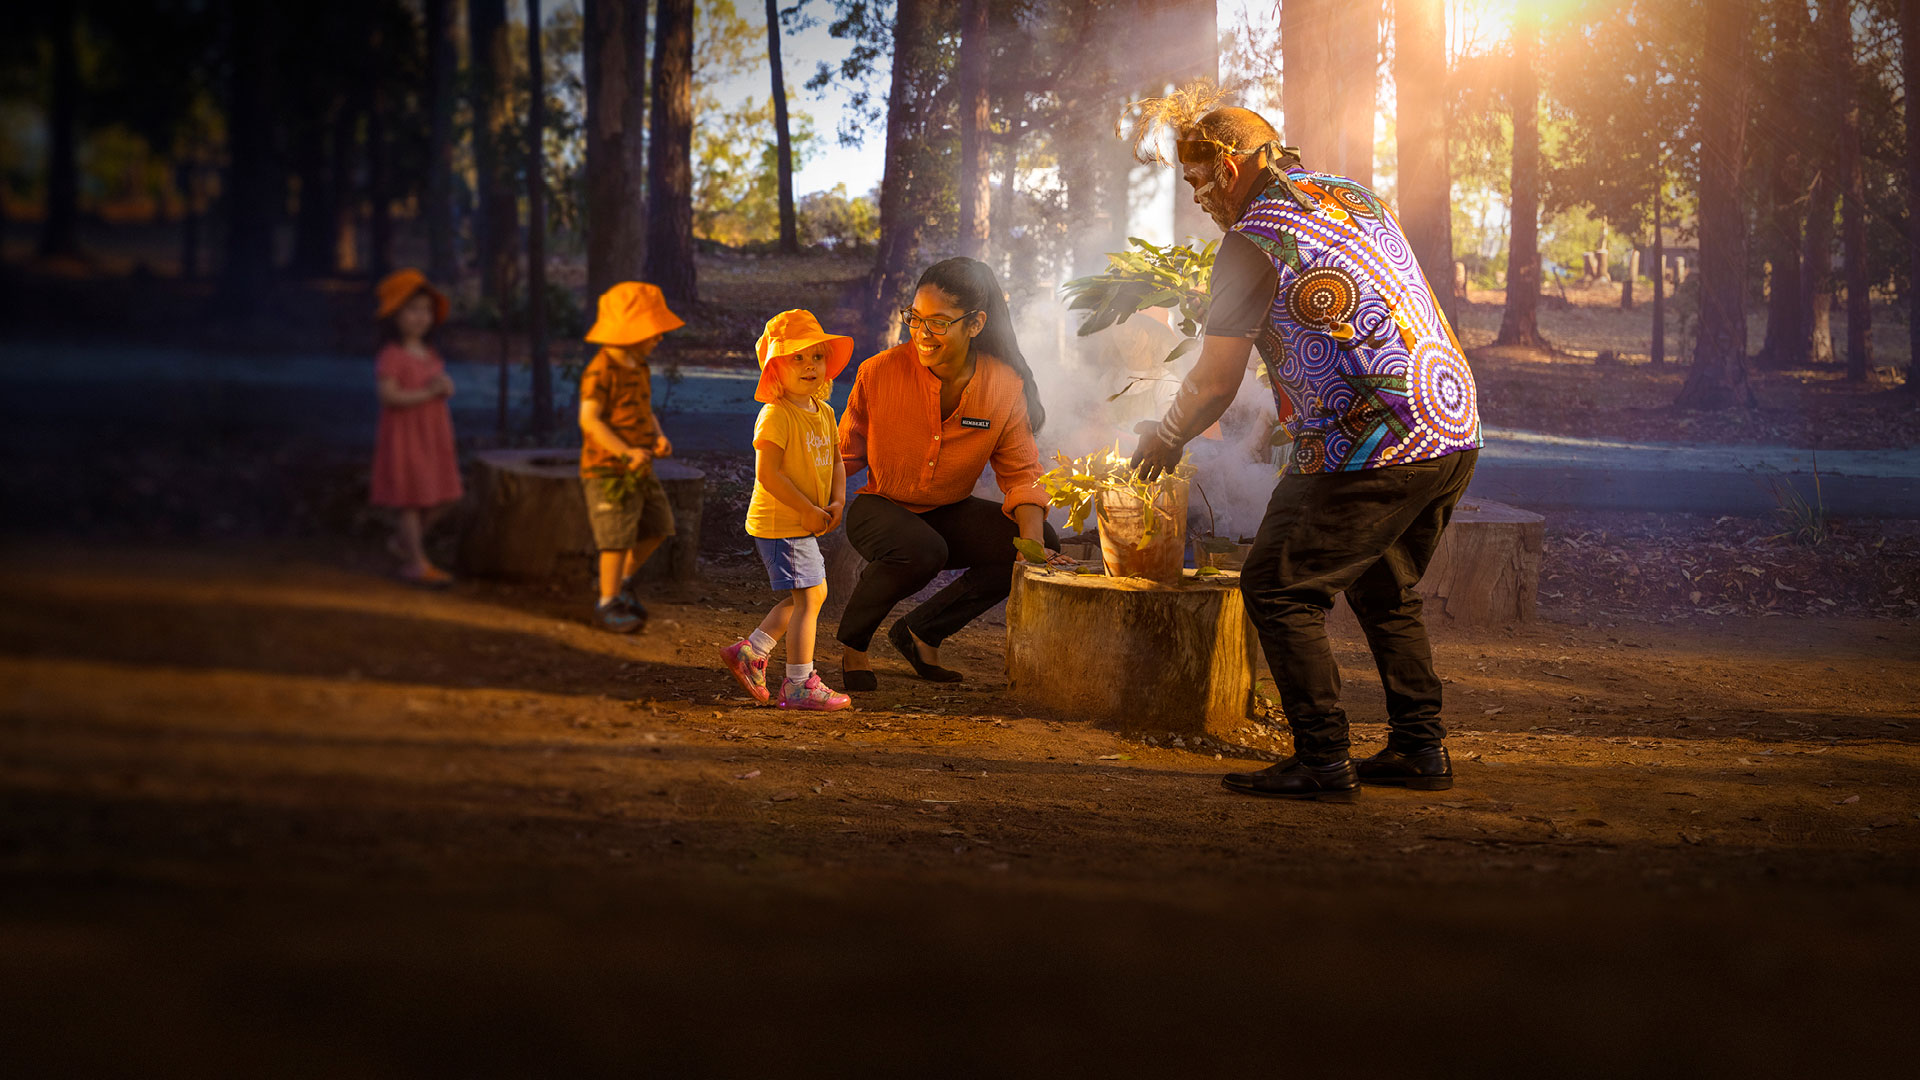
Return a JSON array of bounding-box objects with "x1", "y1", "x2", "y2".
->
[
  {"x1": 1005, "y1": 565, "x2": 1258, "y2": 736},
  {"x1": 459, "y1": 448, "x2": 704, "y2": 581},
  {"x1": 1328, "y1": 496, "x2": 1543, "y2": 632},
  {"x1": 1419, "y1": 497, "x2": 1543, "y2": 625}
]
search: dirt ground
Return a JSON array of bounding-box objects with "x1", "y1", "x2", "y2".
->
[
  {"x1": 5, "y1": 250, "x2": 1919, "y2": 1073},
  {"x1": 4, "y1": 541, "x2": 1917, "y2": 1077}
]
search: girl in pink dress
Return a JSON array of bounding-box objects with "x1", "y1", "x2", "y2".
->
[{"x1": 370, "y1": 269, "x2": 463, "y2": 585}]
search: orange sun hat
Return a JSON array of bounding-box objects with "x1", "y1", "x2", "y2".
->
[
  {"x1": 586, "y1": 281, "x2": 685, "y2": 346},
  {"x1": 754, "y1": 309, "x2": 853, "y2": 404},
  {"x1": 375, "y1": 268, "x2": 450, "y2": 325}
]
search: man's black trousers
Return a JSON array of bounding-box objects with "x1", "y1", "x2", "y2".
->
[{"x1": 1240, "y1": 449, "x2": 1478, "y2": 763}]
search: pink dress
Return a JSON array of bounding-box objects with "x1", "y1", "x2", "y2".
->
[{"x1": 370, "y1": 344, "x2": 464, "y2": 508}]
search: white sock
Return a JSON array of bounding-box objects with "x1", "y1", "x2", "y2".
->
[
  {"x1": 747, "y1": 629, "x2": 777, "y2": 654},
  {"x1": 786, "y1": 662, "x2": 814, "y2": 683}
]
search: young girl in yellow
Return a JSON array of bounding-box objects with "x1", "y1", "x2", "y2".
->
[{"x1": 719, "y1": 310, "x2": 853, "y2": 711}]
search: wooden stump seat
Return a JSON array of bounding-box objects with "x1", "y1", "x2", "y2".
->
[
  {"x1": 1005, "y1": 565, "x2": 1259, "y2": 736},
  {"x1": 459, "y1": 449, "x2": 705, "y2": 581},
  {"x1": 1412, "y1": 496, "x2": 1544, "y2": 626}
]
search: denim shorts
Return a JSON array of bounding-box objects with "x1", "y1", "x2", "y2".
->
[{"x1": 754, "y1": 535, "x2": 826, "y2": 591}]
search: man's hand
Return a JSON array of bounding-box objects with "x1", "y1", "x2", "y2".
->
[
  {"x1": 623, "y1": 446, "x2": 653, "y2": 471},
  {"x1": 1129, "y1": 421, "x2": 1184, "y2": 482},
  {"x1": 653, "y1": 433, "x2": 673, "y2": 458}
]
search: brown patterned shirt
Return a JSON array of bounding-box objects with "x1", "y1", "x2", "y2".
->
[{"x1": 579, "y1": 348, "x2": 659, "y2": 477}]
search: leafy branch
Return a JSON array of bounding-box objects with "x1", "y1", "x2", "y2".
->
[
  {"x1": 1060, "y1": 236, "x2": 1217, "y2": 345},
  {"x1": 1037, "y1": 447, "x2": 1194, "y2": 550}
]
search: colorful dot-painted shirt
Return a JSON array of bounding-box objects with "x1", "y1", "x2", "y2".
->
[{"x1": 1205, "y1": 167, "x2": 1483, "y2": 474}]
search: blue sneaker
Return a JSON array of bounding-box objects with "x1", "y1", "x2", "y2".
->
[{"x1": 594, "y1": 596, "x2": 643, "y2": 634}]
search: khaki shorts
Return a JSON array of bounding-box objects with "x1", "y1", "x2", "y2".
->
[{"x1": 581, "y1": 473, "x2": 676, "y2": 551}]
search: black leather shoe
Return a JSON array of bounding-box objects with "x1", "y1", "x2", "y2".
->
[
  {"x1": 888, "y1": 620, "x2": 963, "y2": 683},
  {"x1": 842, "y1": 668, "x2": 878, "y2": 692},
  {"x1": 1355, "y1": 745, "x2": 1453, "y2": 790},
  {"x1": 1221, "y1": 757, "x2": 1359, "y2": 802}
]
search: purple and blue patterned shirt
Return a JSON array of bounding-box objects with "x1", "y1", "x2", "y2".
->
[{"x1": 1205, "y1": 167, "x2": 1482, "y2": 474}]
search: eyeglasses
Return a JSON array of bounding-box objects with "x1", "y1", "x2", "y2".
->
[{"x1": 899, "y1": 309, "x2": 981, "y2": 336}]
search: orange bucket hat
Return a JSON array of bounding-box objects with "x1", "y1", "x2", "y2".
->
[
  {"x1": 754, "y1": 309, "x2": 853, "y2": 404},
  {"x1": 374, "y1": 268, "x2": 449, "y2": 325},
  {"x1": 586, "y1": 281, "x2": 685, "y2": 345}
]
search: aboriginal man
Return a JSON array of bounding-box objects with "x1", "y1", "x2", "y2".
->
[{"x1": 1130, "y1": 105, "x2": 1483, "y2": 801}]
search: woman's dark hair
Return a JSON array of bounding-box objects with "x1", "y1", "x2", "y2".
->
[{"x1": 915, "y1": 257, "x2": 1046, "y2": 434}]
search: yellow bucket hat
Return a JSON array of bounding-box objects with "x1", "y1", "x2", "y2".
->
[
  {"x1": 585, "y1": 281, "x2": 685, "y2": 345},
  {"x1": 754, "y1": 309, "x2": 853, "y2": 404},
  {"x1": 374, "y1": 268, "x2": 449, "y2": 325}
]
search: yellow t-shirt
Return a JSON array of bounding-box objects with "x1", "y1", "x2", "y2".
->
[{"x1": 747, "y1": 398, "x2": 838, "y2": 539}]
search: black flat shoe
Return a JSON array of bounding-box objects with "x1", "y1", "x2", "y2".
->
[
  {"x1": 888, "y1": 620, "x2": 963, "y2": 683},
  {"x1": 1355, "y1": 744, "x2": 1453, "y2": 790},
  {"x1": 1221, "y1": 757, "x2": 1359, "y2": 802},
  {"x1": 842, "y1": 668, "x2": 878, "y2": 692}
]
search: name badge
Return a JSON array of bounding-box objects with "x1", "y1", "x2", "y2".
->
[{"x1": 960, "y1": 417, "x2": 991, "y2": 430}]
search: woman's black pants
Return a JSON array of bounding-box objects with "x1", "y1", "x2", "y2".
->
[{"x1": 836, "y1": 494, "x2": 1058, "y2": 651}]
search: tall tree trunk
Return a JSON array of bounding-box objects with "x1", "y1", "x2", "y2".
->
[
  {"x1": 583, "y1": 0, "x2": 649, "y2": 302},
  {"x1": 1651, "y1": 181, "x2": 1666, "y2": 367},
  {"x1": 1835, "y1": 2, "x2": 1871, "y2": 382},
  {"x1": 1903, "y1": 0, "x2": 1920, "y2": 396},
  {"x1": 767, "y1": 0, "x2": 799, "y2": 254},
  {"x1": 38, "y1": 0, "x2": 81, "y2": 259},
  {"x1": 1394, "y1": 0, "x2": 1455, "y2": 329},
  {"x1": 1802, "y1": 0, "x2": 1844, "y2": 367},
  {"x1": 1753, "y1": 0, "x2": 1809, "y2": 369},
  {"x1": 956, "y1": 0, "x2": 991, "y2": 262},
  {"x1": 470, "y1": 0, "x2": 517, "y2": 310},
  {"x1": 288, "y1": 108, "x2": 338, "y2": 278},
  {"x1": 1805, "y1": 181, "x2": 1837, "y2": 364},
  {"x1": 219, "y1": 1, "x2": 277, "y2": 316},
  {"x1": 1335, "y1": 0, "x2": 1381, "y2": 189},
  {"x1": 1171, "y1": 0, "x2": 1218, "y2": 245},
  {"x1": 1496, "y1": 3, "x2": 1547, "y2": 349},
  {"x1": 425, "y1": 0, "x2": 459, "y2": 285},
  {"x1": 1281, "y1": 0, "x2": 1335, "y2": 165},
  {"x1": 527, "y1": 0, "x2": 552, "y2": 436},
  {"x1": 866, "y1": 0, "x2": 934, "y2": 348},
  {"x1": 368, "y1": 63, "x2": 393, "y2": 281},
  {"x1": 1676, "y1": 0, "x2": 1758, "y2": 411},
  {"x1": 1621, "y1": 236, "x2": 1635, "y2": 310},
  {"x1": 646, "y1": 0, "x2": 697, "y2": 305},
  {"x1": 990, "y1": 114, "x2": 1016, "y2": 280},
  {"x1": 331, "y1": 99, "x2": 361, "y2": 273}
]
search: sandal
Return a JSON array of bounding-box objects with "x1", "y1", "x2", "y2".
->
[{"x1": 887, "y1": 620, "x2": 963, "y2": 683}]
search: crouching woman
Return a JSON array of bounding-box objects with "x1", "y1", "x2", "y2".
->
[{"x1": 835, "y1": 257, "x2": 1065, "y2": 690}]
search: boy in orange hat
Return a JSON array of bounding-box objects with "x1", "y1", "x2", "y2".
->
[
  {"x1": 578, "y1": 281, "x2": 684, "y2": 632},
  {"x1": 718, "y1": 309, "x2": 852, "y2": 711},
  {"x1": 370, "y1": 268, "x2": 461, "y2": 586}
]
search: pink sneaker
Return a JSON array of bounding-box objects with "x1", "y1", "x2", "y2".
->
[
  {"x1": 719, "y1": 639, "x2": 771, "y2": 704},
  {"x1": 778, "y1": 671, "x2": 851, "y2": 712}
]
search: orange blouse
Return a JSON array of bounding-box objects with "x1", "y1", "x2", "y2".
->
[{"x1": 838, "y1": 343, "x2": 1048, "y2": 518}]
